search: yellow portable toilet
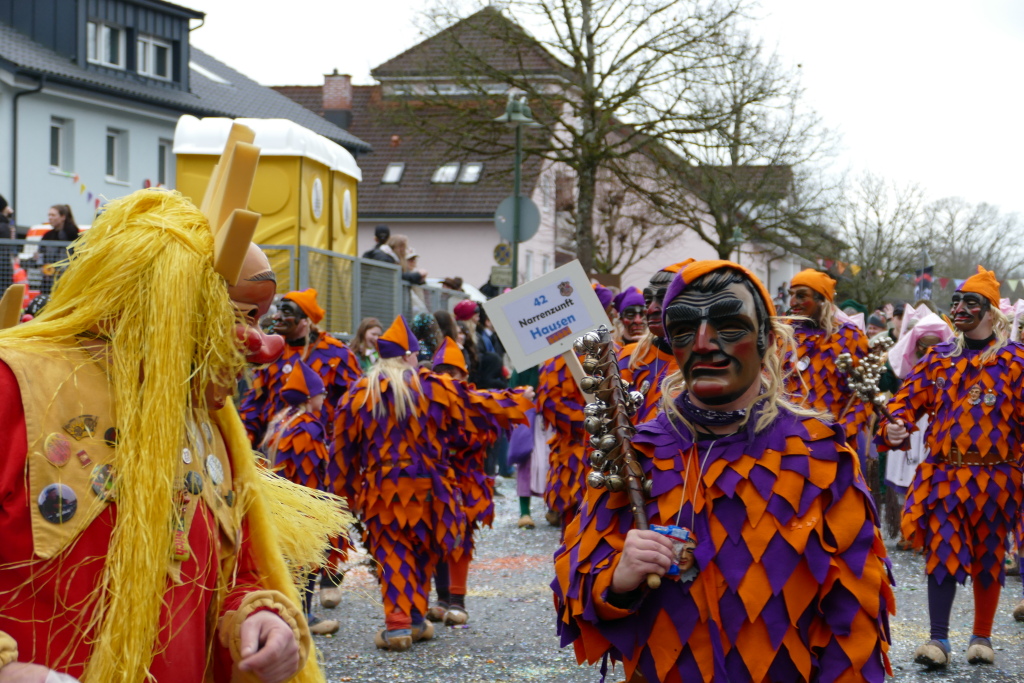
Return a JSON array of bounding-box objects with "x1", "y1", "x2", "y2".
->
[{"x1": 172, "y1": 115, "x2": 362, "y2": 295}]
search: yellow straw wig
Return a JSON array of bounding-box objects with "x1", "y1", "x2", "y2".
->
[{"x1": 0, "y1": 189, "x2": 347, "y2": 682}]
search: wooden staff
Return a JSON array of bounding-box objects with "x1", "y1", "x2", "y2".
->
[{"x1": 574, "y1": 325, "x2": 661, "y2": 589}]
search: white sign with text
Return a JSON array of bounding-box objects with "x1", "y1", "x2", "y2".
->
[{"x1": 483, "y1": 260, "x2": 611, "y2": 372}]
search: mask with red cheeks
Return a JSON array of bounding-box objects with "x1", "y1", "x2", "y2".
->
[
  {"x1": 228, "y1": 243, "x2": 284, "y2": 364},
  {"x1": 949, "y1": 292, "x2": 989, "y2": 332},
  {"x1": 664, "y1": 283, "x2": 764, "y2": 406},
  {"x1": 787, "y1": 285, "x2": 822, "y2": 321}
]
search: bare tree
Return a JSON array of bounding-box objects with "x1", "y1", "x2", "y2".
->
[
  {"x1": 636, "y1": 34, "x2": 841, "y2": 260},
  {"x1": 924, "y1": 198, "x2": 1024, "y2": 299},
  {"x1": 374, "y1": 0, "x2": 749, "y2": 274},
  {"x1": 832, "y1": 173, "x2": 926, "y2": 309}
]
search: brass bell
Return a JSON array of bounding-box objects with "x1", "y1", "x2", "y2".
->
[
  {"x1": 589, "y1": 435, "x2": 603, "y2": 449},
  {"x1": 580, "y1": 376, "x2": 602, "y2": 393},
  {"x1": 589, "y1": 450, "x2": 607, "y2": 468},
  {"x1": 586, "y1": 471, "x2": 607, "y2": 489},
  {"x1": 598, "y1": 434, "x2": 617, "y2": 451},
  {"x1": 582, "y1": 357, "x2": 600, "y2": 374},
  {"x1": 605, "y1": 474, "x2": 625, "y2": 492},
  {"x1": 584, "y1": 416, "x2": 605, "y2": 435},
  {"x1": 573, "y1": 337, "x2": 588, "y2": 355},
  {"x1": 629, "y1": 391, "x2": 645, "y2": 406},
  {"x1": 583, "y1": 400, "x2": 607, "y2": 417}
]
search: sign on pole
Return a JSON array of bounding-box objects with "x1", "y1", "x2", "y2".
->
[{"x1": 483, "y1": 260, "x2": 611, "y2": 372}]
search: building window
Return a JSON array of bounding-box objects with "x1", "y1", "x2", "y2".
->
[
  {"x1": 137, "y1": 35, "x2": 172, "y2": 80},
  {"x1": 541, "y1": 254, "x2": 551, "y2": 274},
  {"x1": 49, "y1": 117, "x2": 73, "y2": 171},
  {"x1": 106, "y1": 128, "x2": 128, "y2": 181},
  {"x1": 158, "y1": 139, "x2": 173, "y2": 187},
  {"x1": 381, "y1": 162, "x2": 405, "y2": 184},
  {"x1": 525, "y1": 250, "x2": 534, "y2": 281},
  {"x1": 431, "y1": 163, "x2": 460, "y2": 183},
  {"x1": 458, "y1": 162, "x2": 483, "y2": 183},
  {"x1": 87, "y1": 21, "x2": 126, "y2": 69}
]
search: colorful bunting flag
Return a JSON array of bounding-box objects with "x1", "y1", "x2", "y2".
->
[
  {"x1": 851, "y1": 264, "x2": 862, "y2": 275},
  {"x1": 939, "y1": 277, "x2": 949, "y2": 289}
]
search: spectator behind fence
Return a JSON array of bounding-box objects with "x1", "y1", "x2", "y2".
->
[
  {"x1": 387, "y1": 234, "x2": 427, "y2": 285},
  {"x1": 0, "y1": 195, "x2": 15, "y2": 286},
  {"x1": 363, "y1": 225, "x2": 397, "y2": 264},
  {"x1": 40, "y1": 204, "x2": 81, "y2": 294},
  {"x1": 351, "y1": 317, "x2": 383, "y2": 372}
]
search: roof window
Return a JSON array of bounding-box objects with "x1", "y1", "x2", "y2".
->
[
  {"x1": 458, "y1": 162, "x2": 483, "y2": 183},
  {"x1": 382, "y1": 162, "x2": 405, "y2": 184},
  {"x1": 431, "y1": 163, "x2": 460, "y2": 184}
]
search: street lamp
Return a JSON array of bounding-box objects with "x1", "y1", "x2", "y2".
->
[
  {"x1": 495, "y1": 93, "x2": 541, "y2": 289},
  {"x1": 729, "y1": 226, "x2": 745, "y2": 265}
]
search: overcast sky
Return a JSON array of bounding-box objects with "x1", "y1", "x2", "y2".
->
[{"x1": 186, "y1": 0, "x2": 1024, "y2": 218}]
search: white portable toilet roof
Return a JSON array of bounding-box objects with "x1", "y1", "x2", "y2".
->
[{"x1": 173, "y1": 115, "x2": 362, "y2": 182}]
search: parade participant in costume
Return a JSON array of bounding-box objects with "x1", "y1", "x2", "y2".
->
[
  {"x1": 881, "y1": 310, "x2": 952, "y2": 543},
  {"x1": 0, "y1": 189, "x2": 348, "y2": 683},
  {"x1": 879, "y1": 266, "x2": 1024, "y2": 668},
  {"x1": 614, "y1": 286, "x2": 647, "y2": 347},
  {"x1": 333, "y1": 317, "x2": 530, "y2": 652},
  {"x1": 537, "y1": 351, "x2": 587, "y2": 530},
  {"x1": 426, "y1": 339, "x2": 533, "y2": 626},
  {"x1": 239, "y1": 288, "x2": 360, "y2": 607},
  {"x1": 260, "y1": 361, "x2": 344, "y2": 636},
  {"x1": 617, "y1": 261, "x2": 691, "y2": 424},
  {"x1": 553, "y1": 259, "x2": 894, "y2": 683},
  {"x1": 239, "y1": 288, "x2": 361, "y2": 446},
  {"x1": 785, "y1": 269, "x2": 872, "y2": 441}
]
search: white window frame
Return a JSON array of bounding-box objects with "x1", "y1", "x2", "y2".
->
[
  {"x1": 87, "y1": 21, "x2": 126, "y2": 69},
  {"x1": 381, "y1": 162, "x2": 405, "y2": 184},
  {"x1": 105, "y1": 128, "x2": 128, "y2": 183},
  {"x1": 458, "y1": 162, "x2": 483, "y2": 184},
  {"x1": 431, "y1": 163, "x2": 460, "y2": 184},
  {"x1": 137, "y1": 34, "x2": 172, "y2": 80},
  {"x1": 525, "y1": 250, "x2": 534, "y2": 281},
  {"x1": 157, "y1": 139, "x2": 173, "y2": 187},
  {"x1": 49, "y1": 117, "x2": 72, "y2": 172}
]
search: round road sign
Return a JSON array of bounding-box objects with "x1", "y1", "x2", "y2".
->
[{"x1": 494, "y1": 195, "x2": 540, "y2": 242}]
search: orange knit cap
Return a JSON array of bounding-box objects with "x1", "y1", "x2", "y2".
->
[
  {"x1": 663, "y1": 260, "x2": 777, "y2": 319},
  {"x1": 958, "y1": 265, "x2": 1001, "y2": 306},
  {"x1": 661, "y1": 258, "x2": 695, "y2": 274},
  {"x1": 431, "y1": 337, "x2": 468, "y2": 374},
  {"x1": 283, "y1": 289, "x2": 325, "y2": 324},
  {"x1": 790, "y1": 269, "x2": 837, "y2": 302}
]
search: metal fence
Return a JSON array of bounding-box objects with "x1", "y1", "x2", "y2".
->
[{"x1": 0, "y1": 238, "x2": 467, "y2": 338}]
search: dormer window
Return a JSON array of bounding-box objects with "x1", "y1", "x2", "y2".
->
[
  {"x1": 432, "y1": 163, "x2": 460, "y2": 184},
  {"x1": 137, "y1": 35, "x2": 172, "y2": 80},
  {"x1": 381, "y1": 163, "x2": 405, "y2": 184},
  {"x1": 87, "y1": 21, "x2": 126, "y2": 69},
  {"x1": 458, "y1": 162, "x2": 483, "y2": 183}
]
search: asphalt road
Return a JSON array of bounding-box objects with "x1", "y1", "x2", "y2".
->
[{"x1": 314, "y1": 477, "x2": 1024, "y2": 682}]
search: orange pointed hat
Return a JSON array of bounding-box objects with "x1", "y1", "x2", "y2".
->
[
  {"x1": 958, "y1": 265, "x2": 1000, "y2": 306},
  {"x1": 280, "y1": 360, "x2": 325, "y2": 405},
  {"x1": 431, "y1": 337, "x2": 468, "y2": 374},
  {"x1": 377, "y1": 315, "x2": 420, "y2": 359},
  {"x1": 790, "y1": 269, "x2": 837, "y2": 302},
  {"x1": 283, "y1": 288, "x2": 325, "y2": 324}
]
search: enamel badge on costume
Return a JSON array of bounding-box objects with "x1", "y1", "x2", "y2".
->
[
  {"x1": 984, "y1": 390, "x2": 997, "y2": 407},
  {"x1": 182, "y1": 447, "x2": 193, "y2": 465},
  {"x1": 44, "y1": 433, "x2": 72, "y2": 467},
  {"x1": 201, "y1": 422, "x2": 213, "y2": 443},
  {"x1": 224, "y1": 490, "x2": 235, "y2": 507},
  {"x1": 76, "y1": 450, "x2": 92, "y2": 467},
  {"x1": 91, "y1": 463, "x2": 116, "y2": 502},
  {"x1": 38, "y1": 483, "x2": 77, "y2": 524},
  {"x1": 968, "y1": 385, "x2": 982, "y2": 406},
  {"x1": 62, "y1": 415, "x2": 98, "y2": 441},
  {"x1": 797, "y1": 357, "x2": 810, "y2": 372},
  {"x1": 935, "y1": 376, "x2": 946, "y2": 389},
  {"x1": 172, "y1": 490, "x2": 191, "y2": 561},
  {"x1": 184, "y1": 471, "x2": 204, "y2": 495},
  {"x1": 205, "y1": 454, "x2": 224, "y2": 486},
  {"x1": 103, "y1": 427, "x2": 118, "y2": 447},
  {"x1": 282, "y1": 363, "x2": 293, "y2": 375}
]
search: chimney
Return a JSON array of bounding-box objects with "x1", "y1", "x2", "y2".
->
[{"x1": 323, "y1": 69, "x2": 353, "y2": 130}]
